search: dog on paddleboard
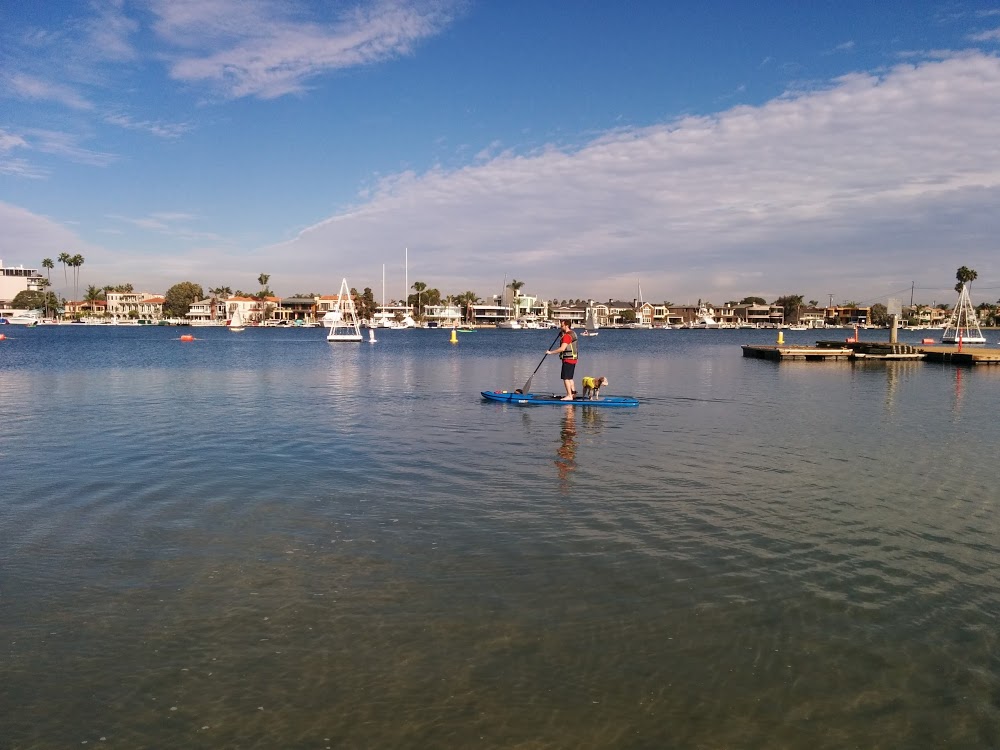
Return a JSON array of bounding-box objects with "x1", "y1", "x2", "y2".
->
[{"x1": 582, "y1": 376, "x2": 608, "y2": 400}]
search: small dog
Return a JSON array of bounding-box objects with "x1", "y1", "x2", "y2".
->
[{"x1": 582, "y1": 375, "x2": 609, "y2": 400}]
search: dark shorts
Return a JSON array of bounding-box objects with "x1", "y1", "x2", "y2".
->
[{"x1": 560, "y1": 360, "x2": 577, "y2": 380}]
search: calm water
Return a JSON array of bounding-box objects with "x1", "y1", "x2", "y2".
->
[{"x1": 2, "y1": 326, "x2": 999, "y2": 749}]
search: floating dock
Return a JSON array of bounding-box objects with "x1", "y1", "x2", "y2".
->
[{"x1": 742, "y1": 340, "x2": 1000, "y2": 365}]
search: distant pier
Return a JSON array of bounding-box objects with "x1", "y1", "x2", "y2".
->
[{"x1": 742, "y1": 340, "x2": 1000, "y2": 365}]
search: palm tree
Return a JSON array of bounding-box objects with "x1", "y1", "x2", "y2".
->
[
  {"x1": 41, "y1": 258, "x2": 54, "y2": 317},
  {"x1": 411, "y1": 281, "x2": 427, "y2": 319},
  {"x1": 84, "y1": 284, "x2": 103, "y2": 316},
  {"x1": 256, "y1": 273, "x2": 271, "y2": 323},
  {"x1": 454, "y1": 291, "x2": 480, "y2": 324},
  {"x1": 69, "y1": 254, "x2": 84, "y2": 302},
  {"x1": 955, "y1": 265, "x2": 978, "y2": 293},
  {"x1": 58, "y1": 252, "x2": 70, "y2": 292}
]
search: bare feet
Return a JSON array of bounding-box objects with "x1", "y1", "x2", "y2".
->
[{"x1": 560, "y1": 396, "x2": 574, "y2": 401}]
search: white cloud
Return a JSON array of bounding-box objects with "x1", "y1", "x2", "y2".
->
[
  {"x1": 969, "y1": 27, "x2": 1000, "y2": 42},
  {"x1": 0, "y1": 128, "x2": 47, "y2": 178},
  {"x1": 26, "y1": 129, "x2": 116, "y2": 167},
  {"x1": 150, "y1": 0, "x2": 460, "y2": 99},
  {"x1": 246, "y1": 52, "x2": 1000, "y2": 303},
  {"x1": 0, "y1": 202, "x2": 98, "y2": 262},
  {"x1": 1, "y1": 72, "x2": 93, "y2": 110},
  {"x1": 104, "y1": 113, "x2": 193, "y2": 139},
  {"x1": 76, "y1": 0, "x2": 139, "y2": 63}
]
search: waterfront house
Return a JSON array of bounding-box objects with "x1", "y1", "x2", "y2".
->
[
  {"x1": 825, "y1": 306, "x2": 872, "y2": 326},
  {"x1": 423, "y1": 303, "x2": 463, "y2": 327},
  {"x1": 550, "y1": 304, "x2": 587, "y2": 326},
  {"x1": 185, "y1": 298, "x2": 227, "y2": 324},
  {"x1": 225, "y1": 296, "x2": 261, "y2": 324},
  {"x1": 732, "y1": 303, "x2": 784, "y2": 327},
  {"x1": 63, "y1": 299, "x2": 108, "y2": 318},
  {"x1": 275, "y1": 297, "x2": 318, "y2": 324},
  {"x1": 510, "y1": 293, "x2": 549, "y2": 321},
  {"x1": 136, "y1": 297, "x2": 165, "y2": 319},
  {"x1": 107, "y1": 292, "x2": 165, "y2": 319},
  {"x1": 185, "y1": 298, "x2": 224, "y2": 324},
  {"x1": 469, "y1": 302, "x2": 515, "y2": 326}
]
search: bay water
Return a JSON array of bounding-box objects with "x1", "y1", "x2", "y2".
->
[{"x1": 2, "y1": 326, "x2": 998, "y2": 748}]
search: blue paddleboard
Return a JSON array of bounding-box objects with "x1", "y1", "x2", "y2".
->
[{"x1": 481, "y1": 391, "x2": 639, "y2": 407}]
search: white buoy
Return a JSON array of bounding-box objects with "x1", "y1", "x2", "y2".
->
[{"x1": 368, "y1": 329, "x2": 377, "y2": 344}]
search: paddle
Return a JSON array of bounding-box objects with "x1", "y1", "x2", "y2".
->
[{"x1": 519, "y1": 332, "x2": 563, "y2": 394}]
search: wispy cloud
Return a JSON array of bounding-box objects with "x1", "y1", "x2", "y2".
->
[
  {"x1": 0, "y1": 128, "x2": 47, "y2": 178},
  {"x1": 77, "y1": 0, "x2": 139, "y2": 63},
  {"x1": 150, "y1": 0, "x2": 460, "y2": 99},
  {"x1": 1, "y1": 72, "x2": 93, "y2": 110},
  {"x1": 104, "y1": 113, "x2": 193, "y2": 139},
  {"x1": 106, "y1": 211, "x2": 225, "y2": 243},
  {"x1": 24, "y1": 129, "x2": 116, "y2": 167},
  {"x1": 969, "y1": 27, "x2": 1000, "y2": 42}
]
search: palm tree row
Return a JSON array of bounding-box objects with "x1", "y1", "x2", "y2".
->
[{"x1": 56, "y1": 252, "x2": 85, "y2": 301}]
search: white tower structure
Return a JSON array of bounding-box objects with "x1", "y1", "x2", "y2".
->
[{"x1": 941, "y1": 283, "x2": 985, "y2": 344}]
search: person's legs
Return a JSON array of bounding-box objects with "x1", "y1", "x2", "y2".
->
[{"x1": 560, "y1": 361, "x2": 576, "y2": 400}]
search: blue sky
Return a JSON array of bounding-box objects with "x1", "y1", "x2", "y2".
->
[{"x1": 3, "y1": 1, "x2": 1000, "y2": 307}]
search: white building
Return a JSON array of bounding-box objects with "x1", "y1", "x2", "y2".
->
[
  {"x1": 106, "y1": 292, "x2": 164, "y2": 318},
  {"x1": 0, "y1": 260, "x2": 45, "y2": 304},
  {"x1": 423, "y1": 303, "x2": 463, "y2": 327}
]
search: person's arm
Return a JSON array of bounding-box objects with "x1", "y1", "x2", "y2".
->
[{"x1": 547, "y1": 336, "x2": 568, "y2": 355}]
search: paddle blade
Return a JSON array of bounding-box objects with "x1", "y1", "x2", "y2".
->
[{"x1": 520, "y1": 375, "x2": 533, "y2": 394}]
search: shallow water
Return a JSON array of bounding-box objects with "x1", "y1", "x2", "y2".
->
[{"x1": 2, "y1": 326, "x2": 999, "y2": 748}]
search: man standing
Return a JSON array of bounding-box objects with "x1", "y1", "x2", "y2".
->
[{"x1": 546, "y1": 319, "x2": 579, "y2": 400}]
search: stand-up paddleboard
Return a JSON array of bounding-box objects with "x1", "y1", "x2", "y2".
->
[{"x1": 482, "y1": 391, "x2": 639, "y2": 407}]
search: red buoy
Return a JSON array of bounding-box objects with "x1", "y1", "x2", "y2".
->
[{"x1": 180, "y1": 334, "x2": 195, "y2": 341}]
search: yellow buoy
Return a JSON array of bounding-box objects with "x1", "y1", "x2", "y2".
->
[
  {"x1": 450, "y1": 328, "x2": 458, "y2": 344},
  {"x1": 777, "y1": 331, "x2": 784, "y2": 345}
]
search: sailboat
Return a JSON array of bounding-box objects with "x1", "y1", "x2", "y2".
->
[
  {"x1": 325, "y1": 278, "x2": 363, "y2": 342},
  {"x1": 942, "y1": 283, "x2": 986, "y2": 344},
  {"x1": 627, "y1": 279, "x2": 653, "y2": 328},
  {"x1": 581, "y1": 307, "x2": 600, "y2": 336},
  {"x1": 229, "y1": 306, "x2": 246, "y2": 332}
]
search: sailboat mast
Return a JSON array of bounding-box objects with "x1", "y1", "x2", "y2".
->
[{"x1": 405, "y1": 247, "x2": 408, "y2": 316}]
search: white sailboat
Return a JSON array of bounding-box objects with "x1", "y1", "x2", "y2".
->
[
  {"x1": 229, "y1": 306, "x2": 246, "y2": 332},
  {"x1": 325, "y1": 278, "x2": 363, "y2": 342},
  {"x1": 582, "y1": 307, "x2": 600, "y2": 336},
  {"x1": 942, "y1": 283, "x2": 986, "y2": 344},
  {"x1": 627, "y1": 280, "x2": 653, "y2": 328}
]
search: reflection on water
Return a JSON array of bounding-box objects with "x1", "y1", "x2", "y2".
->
[
  {"x1": 555, "y1": 406, "x2": 577, "y2": 490},
  {"x1": 1, "y1": 327, "x2": 1000, "y2": 748}
]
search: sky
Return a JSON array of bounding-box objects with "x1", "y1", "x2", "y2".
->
[{"x1": 3, "y1": 0, "x2": 1000, "y2": 307}]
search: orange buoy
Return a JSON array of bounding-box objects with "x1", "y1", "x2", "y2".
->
[
  {"x1": 0, "y1": 333, "x2": 6, "y2": 340},
  {"x1": 921, "y1": 338, "x2": 935, "y2": 345},
  {"x1": 180, "y1": 334, "x2": 195, "y2": 341}
]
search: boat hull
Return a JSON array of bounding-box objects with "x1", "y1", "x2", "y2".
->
[{"x1": 481, "y1": 391, "x2": 638, "y2": 407}]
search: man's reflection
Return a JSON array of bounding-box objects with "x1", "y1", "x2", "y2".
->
[{"x1": 555, "y1": 406, "x2": 577, "y2": 490}]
